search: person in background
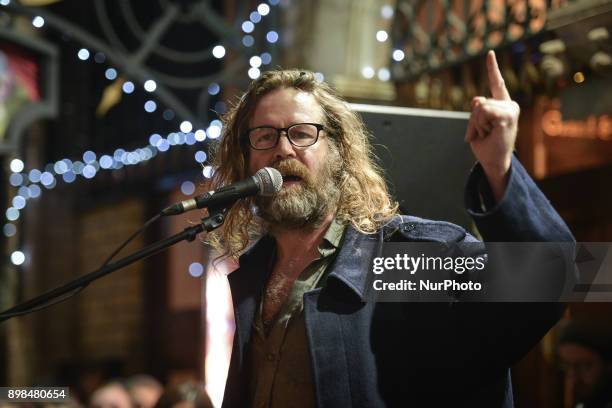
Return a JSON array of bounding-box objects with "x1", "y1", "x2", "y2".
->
[
  {"x1": 154, "y1": 383, "x2": 212, "y2": 408},
  {"x1": 558, "y1": 321, "x2": 612, "y2": 408},
  {"x1": 126, "y1": 375, "x2": 163, "y2": 408},
  {"x1": 89, "y1": 381, "x2": 132, "y2": 408}
]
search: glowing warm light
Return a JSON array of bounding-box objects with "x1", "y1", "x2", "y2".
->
[
  {"x1": 573, "y1": 72, "x2": 585, "y2": 83},
  {"x1": 542, "y1": 109, "x2": 612, "y2": 140}
]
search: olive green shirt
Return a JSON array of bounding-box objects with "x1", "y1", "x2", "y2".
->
[{"x1": 248, "y1": 219, "x2": 346, "y2": 408}]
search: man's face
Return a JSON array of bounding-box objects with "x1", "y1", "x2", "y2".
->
[
  {"x1": 559, "y1": 343, "x2": 606, "y2": 404},
  {"x1": 247, "y1": 87, "x2": 340, "y2": 228}
]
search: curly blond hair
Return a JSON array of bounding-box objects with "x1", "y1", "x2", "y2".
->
[{"x1": 207, "y1": 69, "x2": 398, "y2": 259}]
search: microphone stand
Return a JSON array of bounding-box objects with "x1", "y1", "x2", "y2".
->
[{"x1": 0, "y1": 209, "x2": 227, "y2": 323}]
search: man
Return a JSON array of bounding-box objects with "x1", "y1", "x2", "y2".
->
[
  {"x1": 210, "y1": 51, "x2": 573, "y2": 407},
  {"x1": 557, "y1": 321, "x2": 612, "y2": 408}
]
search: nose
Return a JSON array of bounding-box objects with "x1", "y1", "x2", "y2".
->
[{"x1": 273, "y1": 131, "x2": 296, "y2": 161}]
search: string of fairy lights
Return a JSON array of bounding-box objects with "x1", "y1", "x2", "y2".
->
[
  {"x1": 3, "y1": 0, "x2": 400, "y2": 269},
  {"x1": 2, "y1": 0, "x2": 283, "y2": 269}
]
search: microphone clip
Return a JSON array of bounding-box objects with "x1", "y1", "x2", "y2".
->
[{"x1": 201, "y1": 206, "x2": 227, "y2": 232}]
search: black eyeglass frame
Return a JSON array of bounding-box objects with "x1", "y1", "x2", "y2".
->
[{"x1": 244, "y1": 122, "x2": 326, "y2": 150}]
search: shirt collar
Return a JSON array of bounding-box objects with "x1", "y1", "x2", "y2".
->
[{"x1": 318, "y1": 217, "x2": 346, "y2": 255}]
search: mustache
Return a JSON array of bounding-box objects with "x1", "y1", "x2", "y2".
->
[{"x1": 272, "y1": 159, "x2": 313, "y2": 184}]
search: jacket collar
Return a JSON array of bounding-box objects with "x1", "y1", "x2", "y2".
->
[
  {"x1": 230, "y1": 215, "x2": 468, "y2": 311},
  {"x1": 229, "y1": 216, "x2": 416, "y2": 306},
  {"x1": 324, "y1": 223, "x2": 383, "y2": 300}
]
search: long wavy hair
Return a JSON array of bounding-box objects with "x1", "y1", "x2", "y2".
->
[{"x1": 207, "y1": 69, "x2": 398, "y2": 259}]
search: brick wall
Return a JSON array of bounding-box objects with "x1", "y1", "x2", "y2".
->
[{"x1": 77, "y1": 199, "x2": 145, "y2": 368}]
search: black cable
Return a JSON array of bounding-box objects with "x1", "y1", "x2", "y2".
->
[
  {"x1": 99, "y1": 212, "x2": 161, "y2": 267},
  {"x1": 0, "y1": 212, "x2": 163, "y2": 320}
]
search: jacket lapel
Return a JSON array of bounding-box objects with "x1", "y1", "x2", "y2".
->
[
  {"x1": 227, "y1": 236, "x2": 274, "y2": 367},
  {"x1": 325, "y1": 221, "x2": 392, "y2": 299}
]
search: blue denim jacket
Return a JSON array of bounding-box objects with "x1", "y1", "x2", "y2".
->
[{"x1": 223, "y1": 157, "x2": 574, "y2": 407}]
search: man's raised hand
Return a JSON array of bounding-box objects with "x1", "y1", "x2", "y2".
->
[{"x1": 465, "y1": 50, "x2": 520, "y2": 202}]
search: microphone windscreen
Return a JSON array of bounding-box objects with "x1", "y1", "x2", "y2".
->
[{"x1": 255, "y1": 167, "x2": 283, "y2": 196}]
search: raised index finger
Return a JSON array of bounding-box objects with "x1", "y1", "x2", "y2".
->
[{"x1": 486, "y1": 50, "x2": 511, "y2": 101}]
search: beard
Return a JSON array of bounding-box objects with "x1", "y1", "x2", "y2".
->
[{"x1": 254, "y1": 145, "x2": 342, "y2": 230}]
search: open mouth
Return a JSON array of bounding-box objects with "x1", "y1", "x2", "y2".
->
[{"x1": 282, "y1": 174, "x2": 302, "y2": 183}]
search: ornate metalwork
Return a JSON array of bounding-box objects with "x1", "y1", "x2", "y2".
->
[
  {"x1": 3, "y1": 0, "x2": 275, "y2": 127},
  {"x1": 391, "y1": 0, "x2": 574, "y2": 80}
]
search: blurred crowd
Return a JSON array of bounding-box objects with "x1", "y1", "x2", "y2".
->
[{"x1": 0, "y1": 375, "x2": 213, "y2": 408}]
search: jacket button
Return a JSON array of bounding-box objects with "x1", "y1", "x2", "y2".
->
[{"x1": 266, "y1": 353, "x2": 275, "y2": 361}]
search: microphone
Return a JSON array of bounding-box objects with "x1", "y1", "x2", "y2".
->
[{"x1": 162, "y1": 167, "x2": 283, "y2": 216}]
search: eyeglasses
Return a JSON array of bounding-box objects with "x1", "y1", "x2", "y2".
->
[{"x1": 246, "y1": 123, "x2": 325, "y2": 150}]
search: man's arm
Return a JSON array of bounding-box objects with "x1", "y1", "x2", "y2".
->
[
  {"x1": 465, "y1": 156, "x2": 574, "y2": 242},
  {"x1": 465, "y1": 50, "x2": 520, "y2": 203}
]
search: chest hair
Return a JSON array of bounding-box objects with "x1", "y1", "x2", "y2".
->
[{"x1": 261, "y1": 256, "x2": 316, "y2": 325}]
